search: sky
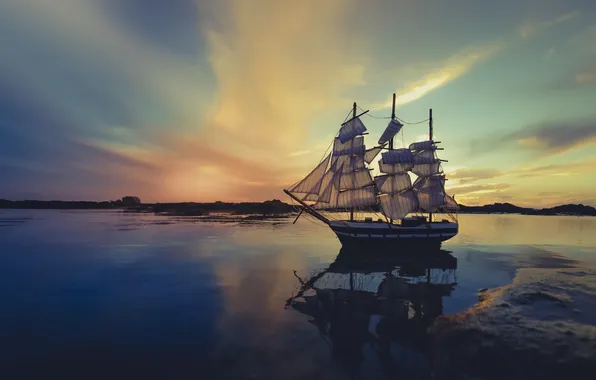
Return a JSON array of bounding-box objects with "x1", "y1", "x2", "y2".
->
[{"x1": 0, "y1": 0, "x2": 595, "y2": 207}]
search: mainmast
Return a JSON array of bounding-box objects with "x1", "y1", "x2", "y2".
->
[
  {"x1": 350, "y1": 102, "x2": 357, "y2": 221},
  {"x1": 428, "y1": 109, "x2": 433, "y2": 224},
  {"x1": 389, "y1": 93, "x2": 396, "y2": 150},
  {"x1": 389, "y1": 93, "x2": 396, "y2": 223}
]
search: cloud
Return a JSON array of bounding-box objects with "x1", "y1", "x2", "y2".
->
[
  {"x1": 472, "y1": 118, "x2": 596, "y2": 157},
  {"x1": 504, "y1": 120, "x2": 596, "y2": 155},
  {"x1": 374, "y1": 43, "x2": 501, "y2": 109},
  {"x1": 0, "y1": 0, "x2": 368, "y2": 201},
  {"x1": 574, "y1": 67, "x2": 596, "y2": 86},
  {"x1": 447, "y1": 183, "x2": 511, "y2": 195},
  {"x1": 448, "y1": 168, "x2": 505, "y2": 184},
  {"x1": 518, "y1": 11, "x2": 580, "y2": 38},
  {"x1": 373, "y1": 10, "x2": 580, "y2": 110},
  {"x1": 513, "y1": 159, "x2": 596, "y2": 178}
]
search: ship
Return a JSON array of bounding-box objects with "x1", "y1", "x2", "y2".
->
[{"x1": 284, "y1": 93, "x2": 459, "y2": 247}]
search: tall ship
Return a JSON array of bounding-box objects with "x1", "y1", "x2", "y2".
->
[{"x1": 284, "y1": 93, "x2": 459, "y2": 246}]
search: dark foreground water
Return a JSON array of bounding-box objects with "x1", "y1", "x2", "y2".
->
[{"x1": 0, "y1": 210, "x2": 595, "y2": 379}]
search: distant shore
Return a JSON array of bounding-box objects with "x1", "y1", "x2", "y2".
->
[{"x1": 0, "y1": 199, "x2": 595, "y2": 217}]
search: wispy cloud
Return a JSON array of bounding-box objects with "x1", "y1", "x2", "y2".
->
[
  {"x1": 574, "y1": 67, "x2": 596, "y2": 86},
  {"x1": 374, "y1": 43, "x2": 501, "y2": 109},
  {"x1": 447, "y1": 168, "x2": 504, "y2": 184},
  {"x1": 513, "y1": 159, "x2": 596, "y2": 178},
  {"x1": 447, "y1": 183, "x2": 511, "y2": 195},
  {"x1": 375, "y1": 10, "x2": 580, "y2": 110},
  {"x1": 518, "y1": 11, "x2": 580, "y2": 38},
  {"x1": 472, "y1": 117, "x2": 596, "y2": 157},
  {"x1": 501, "y1": 120, "x2": 596, "y2": 155}
]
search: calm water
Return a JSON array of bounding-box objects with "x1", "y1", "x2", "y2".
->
[{"x1": 0, "y1": 210, "x2": 595, "y2": 379}]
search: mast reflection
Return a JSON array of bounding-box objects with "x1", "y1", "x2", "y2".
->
[{"x1": 286, "y1": 248, "x2": 457, "y2": 378}]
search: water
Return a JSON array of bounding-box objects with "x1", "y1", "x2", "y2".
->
[{"x1": 0, "y1": 210, "x2": 595, "y2": 379}]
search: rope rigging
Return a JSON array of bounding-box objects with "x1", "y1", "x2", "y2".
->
[{"x1": 356, "y1": 105, "x2": 430, "y2": 125}]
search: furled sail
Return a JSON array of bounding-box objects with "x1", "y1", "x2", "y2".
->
[
  {"x1": 338, "y1": 117, "x2": 367, "y2": 143},
  {"x1": 382, "y1": 149, "x2": 413, "y2": 164},
  {"x1": 409, "y1": 140, "x2": 435, "y2": 152},
  {"x1": 413, "y1": 150, "x2": 437, "y2": 164},
  {"x1": 378, "y1": 119, "x2": 404, "y2": 145},
  {"x1": 288, "y1": 153, "x2": 331, "y2": 194}
]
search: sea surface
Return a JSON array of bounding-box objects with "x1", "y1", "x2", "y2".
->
[{"x1": 0, "y1": 210, "x2": 595, "y2": 379}]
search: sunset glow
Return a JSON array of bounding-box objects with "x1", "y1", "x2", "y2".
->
[{"x1": 1, "y1": 0, "x2": 595, "y2": 207}]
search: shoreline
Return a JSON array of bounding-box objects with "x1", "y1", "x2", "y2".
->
[{"x1": 1, "y1": 199, "x2": 595, "y2": 217}]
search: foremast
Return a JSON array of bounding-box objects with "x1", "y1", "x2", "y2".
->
[{"x1": 284, "y1": 104, "x2": 384, "y2": 222}]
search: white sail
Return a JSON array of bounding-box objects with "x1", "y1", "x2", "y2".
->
[
  {"x1": 288, "y1": 153, "x2": 331, "y2": 193},
  {"x1": 417, "y1": 187, "x2": 446, "y2": 211},
  {"x1": 331, "y1": 155, "x2": 365, "y2": 173},
  {"x1": 364, "y1": 144, "x2": 386, "y2": 164},
  {"x1": 337, "y1": 187, "x2": 377, "y2": 208},
  {"x1": 413, "y1": 175, "x2": 445, "y2": 191},
  {"x1": 411, "y1": 162, "x2": 442, "y2": 177},
  {"x1": 409, "y1": 140, "x2": 435, "y2": 152},
  {"x1": 378, "y1": 190, "x2": 419, "y2": 220},
  {"x1": 314, "y1": 166, "x2": 342, "y2": 206},
  {"x1": 302, "y1": 170, "x2": 336, "y2": 201},
  {"x1": 444, "y1": 194, "x2": 459, "y2": 210},
  {"x1": 333, "y1": 136, "x2": 365, "y2": 156},
  {"x1": 338, "y1": 117, "x2": 367, "y2": 143},
  {"x1": 375, "y1": 174, "x2": 412, "y2": 195},
  {"x1": 339, "y1": 169, "x2": 374, "y2": 190},
  {"x1": 413, "y1": 150, "x2": 437, "y2": 165},
  {"x1": 379, "y1": 157, "x2": 413, "y2": 174},
  {"x1": 378, "y1": 119, "x2": 403, "y2": 145}
]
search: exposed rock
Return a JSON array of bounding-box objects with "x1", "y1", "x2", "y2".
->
[{"x1": 429, "y1": 268, "x2": 596, "y2": 379}]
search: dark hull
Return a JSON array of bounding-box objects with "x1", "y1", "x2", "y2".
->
[{"x1": 329, "y1": 220, "x2": 458, "y2": 250}]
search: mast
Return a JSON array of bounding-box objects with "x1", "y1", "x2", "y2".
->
[
  {"x1": 350, "y1": 102, "x2": 357, "y2": 221},
  {"x1": 389, "y1": 93, "x2": 396, "y2": 150},
  {"x1": 428, "y1": 108, "x2": 433, "y2": 223},
  {"x1": 388, "y1": 93, "x2": 396, "y2": 223}
]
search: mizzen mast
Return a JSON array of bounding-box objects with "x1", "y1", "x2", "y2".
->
[{"x1": 429, "y1": 108, "x2": 433, "y2": 223}]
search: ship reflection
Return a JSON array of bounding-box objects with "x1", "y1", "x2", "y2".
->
[{"x1": 286, "y1": 248, "x2": 457, "y2": 379}]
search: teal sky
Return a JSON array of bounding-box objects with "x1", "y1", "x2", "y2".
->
[{"x1": 0, "y1": 0, "x2": 594, "y2": 206}]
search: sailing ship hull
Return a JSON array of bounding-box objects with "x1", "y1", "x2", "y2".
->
[{"x1": 329, "y1": 220, "x2": 458, "y2": 248}]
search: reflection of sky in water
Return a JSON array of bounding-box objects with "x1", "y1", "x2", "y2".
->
[{"x1": 0, "y1": 210, "x2": 594, "y2": 378}]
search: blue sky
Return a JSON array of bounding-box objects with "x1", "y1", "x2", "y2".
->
[{"x1": 0, "y1": 0, "x2": 595, "y2": 206}]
